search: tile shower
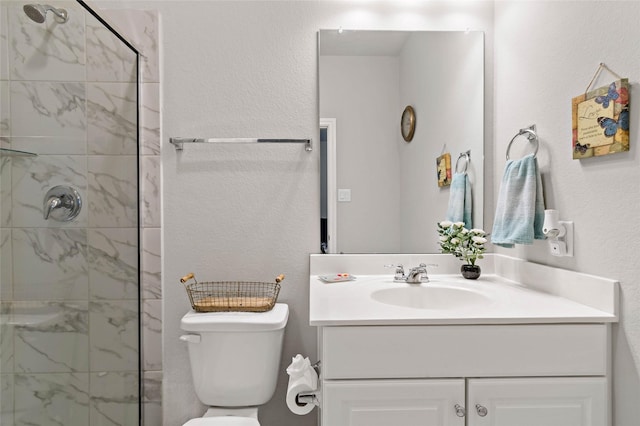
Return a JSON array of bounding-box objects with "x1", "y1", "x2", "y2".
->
[{"x1": 0, "y1": 1, "x2": 161, "y2": 425}]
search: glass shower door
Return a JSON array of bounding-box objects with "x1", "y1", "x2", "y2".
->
[{"x1": 0, "y1": 1, "x2": 140, "y2": 425}]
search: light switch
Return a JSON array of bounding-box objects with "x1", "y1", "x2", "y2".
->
[{"x1": 338, "y1": 189, "x2": 351, "y2": 202}]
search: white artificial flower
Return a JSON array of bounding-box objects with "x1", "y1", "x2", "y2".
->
[{"x1": 437, "y1": 220, "x2": 487, "y2": 265}]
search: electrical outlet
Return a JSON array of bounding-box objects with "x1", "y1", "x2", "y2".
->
[
  {"x1": 546, "y1": 221, "x2": 574, "y2": 257},
  {"x1": 549, "y1": 241, "x2": 566, "y2": 256},
  {"x1": 559, "y1": 221, "x2": 574, "y2": 257}
]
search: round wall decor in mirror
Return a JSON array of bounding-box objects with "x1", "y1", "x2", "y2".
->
[{"x1": 401, "y1": 105, "x2": 416, "y2": 142}]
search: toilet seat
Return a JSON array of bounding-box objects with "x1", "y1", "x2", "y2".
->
[{"x1": 183, "y1": 417, "x2": 260, "y2": 426}]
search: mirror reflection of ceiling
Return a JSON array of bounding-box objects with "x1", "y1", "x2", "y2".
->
[
  {"x1": 319, "y1": 30, "x2": 411, "y2": 56},
  {"x1": 319, "y1": 30, "x2": 484, "y2": 254}
]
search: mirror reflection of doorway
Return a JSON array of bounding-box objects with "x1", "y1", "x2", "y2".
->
[{"x1": 320, "y1": 118, "x2": 336, "y2": 253}]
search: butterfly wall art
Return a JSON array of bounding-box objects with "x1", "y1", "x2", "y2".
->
[
  {"x1": 436, "y1": 153, "x2": 452, "y2": 187},
  {"x1": 572, "y1": 79, "x2": 630, "y2": 159}
]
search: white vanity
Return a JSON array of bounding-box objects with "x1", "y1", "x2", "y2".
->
[{"x1": 309, "y1": 254, "x2": 618, "y2": 426}]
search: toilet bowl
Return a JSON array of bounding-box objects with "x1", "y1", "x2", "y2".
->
[{"x1": 180, "y1": 304, "x2": 289, "y2": 425}]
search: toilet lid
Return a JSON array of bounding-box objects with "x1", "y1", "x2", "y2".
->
[{"x1": 183, "y1": 417, "x2": 260, "y2": 426}]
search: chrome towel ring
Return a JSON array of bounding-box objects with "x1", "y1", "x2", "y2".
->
[
  {"x1": 506, "y1": 125, "x2": 539, "y2": 160},
  {"x1": 455, "y1": 150, "x2": 471, "y2": 174}
]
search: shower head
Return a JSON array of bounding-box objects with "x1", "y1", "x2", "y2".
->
[{"x1": 23, "y1": 4, "x2": 68, "y2": 24}]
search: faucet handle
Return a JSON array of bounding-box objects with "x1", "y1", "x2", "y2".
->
[
  {"x1": 421, "y1": 263, "x2": 438, "y2": 269},
  {"x1": 416, "y1": 263, "x2": 437, "y2": 282},
  {"x1": 384, "y1": 264, "x2": 406, "y2": 281}
]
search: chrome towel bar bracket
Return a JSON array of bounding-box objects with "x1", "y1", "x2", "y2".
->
[{"x1": 169, "y1": 137, "x2": 313, "y2": 152}]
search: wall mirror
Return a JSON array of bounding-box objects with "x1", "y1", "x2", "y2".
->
[{"x1": 319, "y1": 29, "x2": 484, "y2": 254}]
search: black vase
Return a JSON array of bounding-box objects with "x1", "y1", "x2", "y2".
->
[{"x1": 461, "y1": 264, "x2": 481, "y2": 280}]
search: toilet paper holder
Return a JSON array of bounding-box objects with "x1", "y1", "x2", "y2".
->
[
  {"x1": 296, "y1": 392, "x2": 319, "y2": 406},
  {"x1": 295, "y1": 360, "x2": 321, "y2": 407}
]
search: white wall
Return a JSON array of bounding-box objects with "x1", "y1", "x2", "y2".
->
[
  {"x1": 157, "y1": 2, "x2": 493, "y2": 425},
  {"x1": 493, "y1": 2, "x2": 640, "y2": 424},
  {"x1": 86, "y1": 1, "x2": 640, "y2": 425},
  {"x1": 97, "y1": 1, "x2": 493, "y2": 425},
  {"x1": 320, "y1": 55, "x2": 402, "y2": 253},
  {"x1": 91, "y1": 1, "x2": 640, "y2": 424}
]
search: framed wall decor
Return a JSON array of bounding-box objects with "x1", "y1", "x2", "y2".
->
[
  {"x1": 572, "y1": 78, "x2": 630, "y2": 159},
  {"x1": 436, "y1": 153, "x2": 452, "y2": 187}
]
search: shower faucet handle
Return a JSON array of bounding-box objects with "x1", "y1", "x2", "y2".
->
[
  {"x1": 43, "y1": 196, "x2": 62, "y2": 220},
  {"x1": 43, "y1": 185, "x2": 82, "y2": 222}
]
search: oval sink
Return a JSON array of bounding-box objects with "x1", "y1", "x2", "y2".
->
[{"x1": 371, "y1": 285, "x2": 489, "y2": 310}]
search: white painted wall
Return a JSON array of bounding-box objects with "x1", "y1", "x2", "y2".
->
[
  {"x1": 493, "y1": 2, "x2": 640, "y2": 424},
  {"x1": 155, "y1": 2, "x2": 492, "y2": 425},
  {"x1": 95, "y1": 1, "x2": 640, "y2": 425},
  {"x1": 320, "y1": 55, "x2": 402, "y2": 253},
  {"x1": 98, "y1": 1, "x2": 493, "y2": 425}
]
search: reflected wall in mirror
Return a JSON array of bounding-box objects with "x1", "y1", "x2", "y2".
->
[{"x1": 319, "y1": 29, "x2": 484, "y2": 254}]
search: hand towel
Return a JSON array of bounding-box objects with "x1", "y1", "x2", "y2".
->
[
  {"x1": 445, "y1": 172, "x2": 472, "y2": 229},
  {"x1": 491, "y1": 154, "x2": 545, "y2": 247}
]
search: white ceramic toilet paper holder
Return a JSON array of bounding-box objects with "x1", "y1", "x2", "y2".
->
[{"x1": 295, "y1": 361, "x2": 321, "y2": 407}]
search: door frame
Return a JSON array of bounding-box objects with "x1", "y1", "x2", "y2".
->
[{"x1": 321, "y1": 118, "x2": 337, "y2": 253}]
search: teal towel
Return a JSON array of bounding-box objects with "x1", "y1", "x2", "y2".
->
[
  {"x1": 446, "y1": 172, "x2": 472, "y2": 229},
  {"x1": 491, "y1": 154, "x2": 545, "y2": 247}
]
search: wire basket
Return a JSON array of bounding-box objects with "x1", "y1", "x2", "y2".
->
[{"x1": 179, "y1": 273, "x2": 284, "y2": 313}]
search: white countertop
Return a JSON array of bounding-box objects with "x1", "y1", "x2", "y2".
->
[{"x1": 309, "y1": 254, "x2": 619, "y2": 326}]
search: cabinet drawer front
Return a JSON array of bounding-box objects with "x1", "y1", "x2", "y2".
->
[
  {"x1": 322, "y1": 324, "x2": 607, "y2": 379},
  {"x1": 322, "y1": 379, "x2": 465, "y2": 426}
]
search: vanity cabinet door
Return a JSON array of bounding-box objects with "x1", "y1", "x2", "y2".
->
[
  {"x1": 322, "y1": 379, "x2": 465, "y2": 426},
  {"x1": 467, "y1": 377, "x2": 608, "y2": 426}
]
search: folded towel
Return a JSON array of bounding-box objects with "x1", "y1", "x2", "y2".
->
[
  {"x1": 445, "y1": 172, "x2": 472, "y2": 229},
  {"x1": 491, "y1": 154, "x2": 545, "y2": 247}
]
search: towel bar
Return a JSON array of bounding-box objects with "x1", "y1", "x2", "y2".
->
[
  {"x1": 169, "y1": 137, "x2": 312, "y2": 152},
  {"x1": 506, "y1": 125, "x2": 538, "y2": 160}
]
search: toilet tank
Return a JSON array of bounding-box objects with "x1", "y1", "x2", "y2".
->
[{"x1": 180, "y1": 304, "x2": 289, "y2": 407}]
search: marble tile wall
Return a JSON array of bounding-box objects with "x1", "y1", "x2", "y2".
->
[{"x1": 0, "y1": 2, "x2": 161, "y2": 425}]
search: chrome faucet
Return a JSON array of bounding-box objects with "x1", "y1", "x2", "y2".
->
[
  {"x1": 386, "y1": 263, "x2": 435, "y2": 283},
  {"x1": 406, "y1": 263, "x2": 429, "y2": 283}
]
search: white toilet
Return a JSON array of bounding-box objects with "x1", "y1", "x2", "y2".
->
[{"x1": 180, "y1": 303, "x2": 289, "y2": 426}]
